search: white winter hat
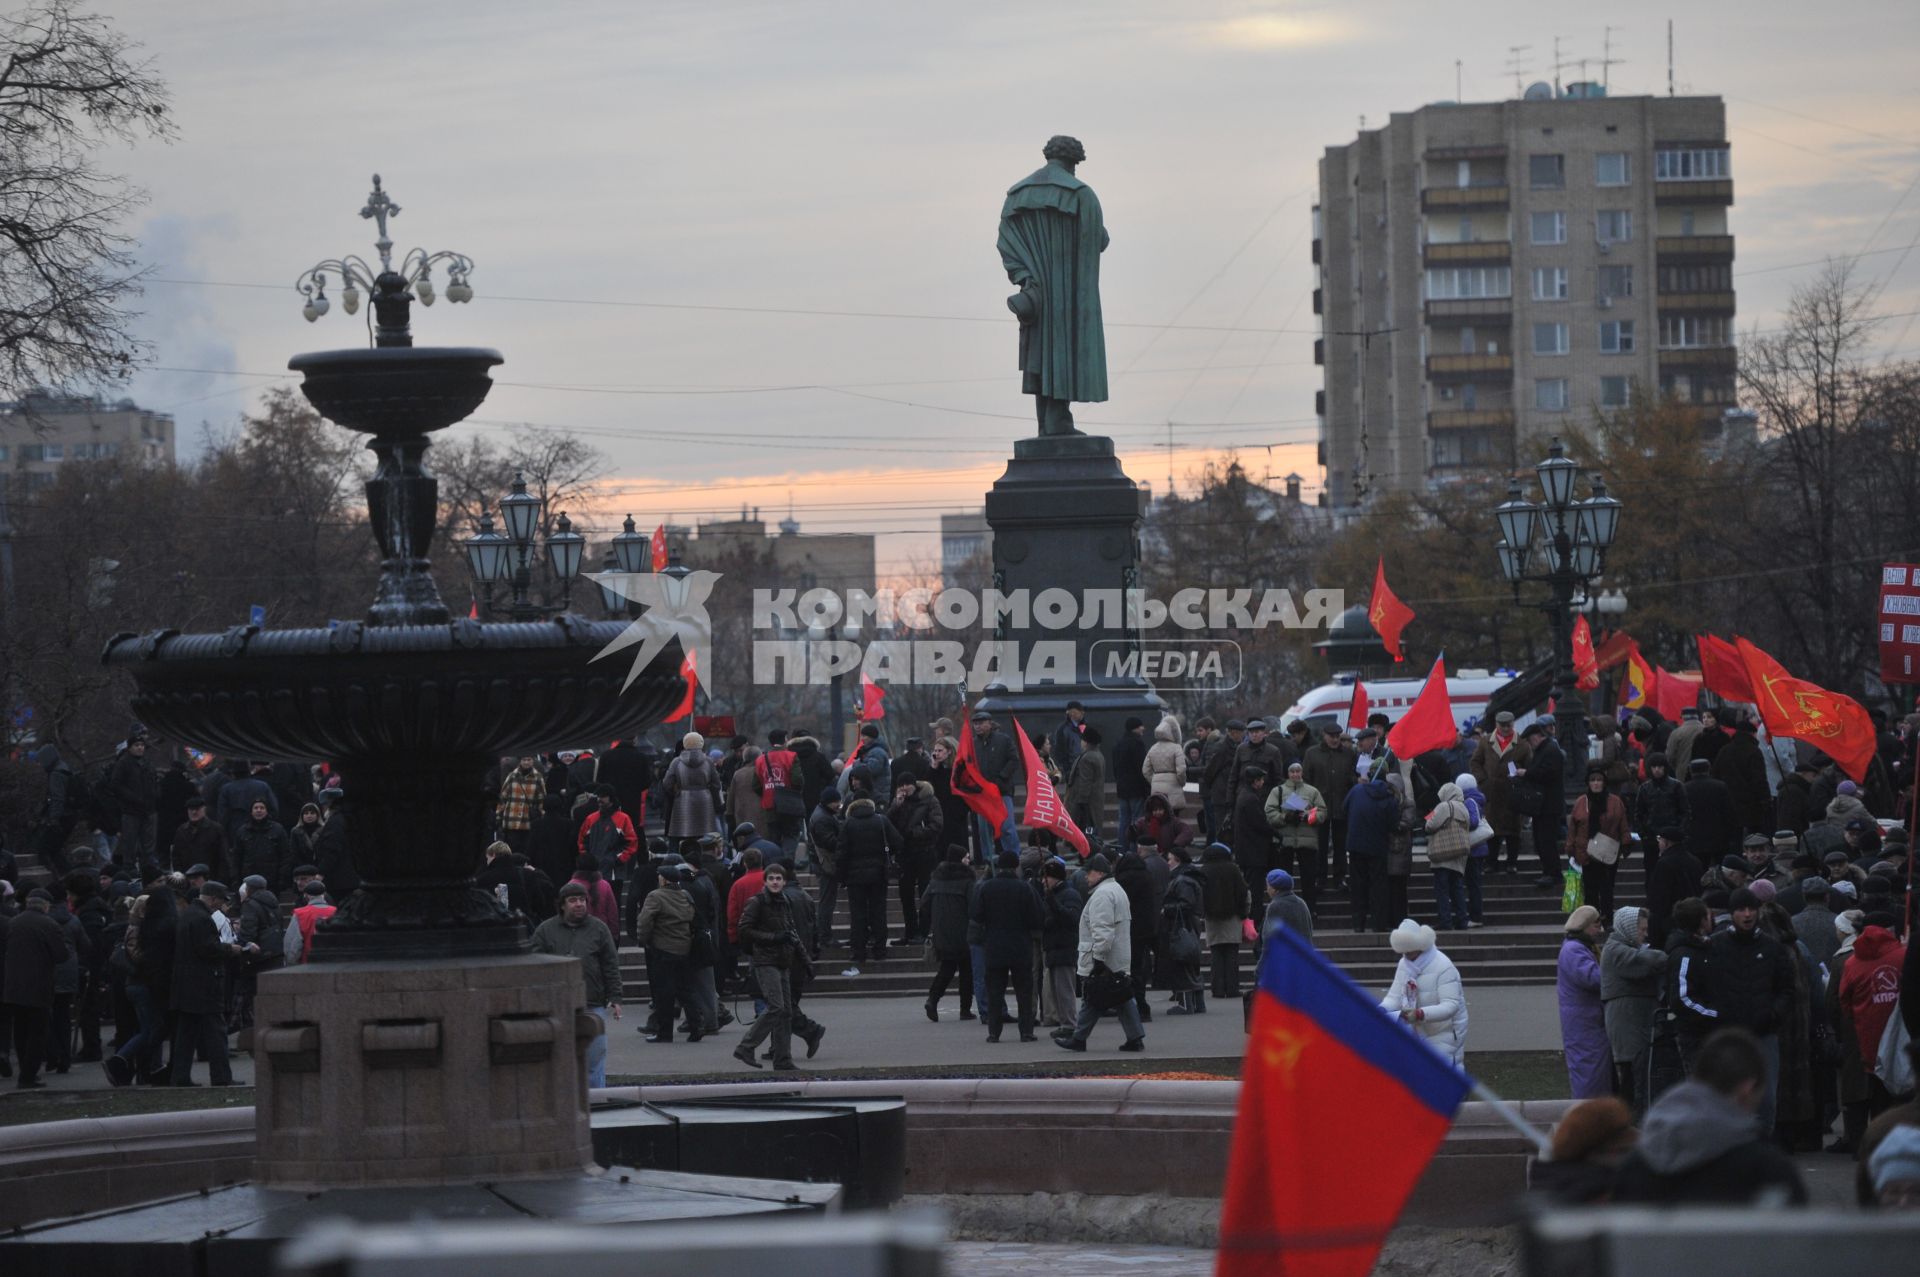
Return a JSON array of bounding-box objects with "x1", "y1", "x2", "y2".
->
[
  {"x1": 1453, "y1": 773, "x2": 1477, "y2": 793},
  {"x1": 1390, "y1": 918, "x2": 1436, "y2": 955}
]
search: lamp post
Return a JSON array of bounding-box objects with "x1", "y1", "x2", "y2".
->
[
  {"x1": 1494, "y1": 438, "x2": 1623, "y2": 789},
  {"x1": 463, "y1": 473, "x2": 586, "y2": 620},
  {"x1": 597, "y1": 514, "x2": 652, "y2": 620},
  {"x1": 295, "y1": 175, "x2": 474, "y2": 347}
]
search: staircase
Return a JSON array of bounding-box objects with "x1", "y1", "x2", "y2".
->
[{"x1": 617, "y1": 864, "x2": 1635, "y2": 1001}]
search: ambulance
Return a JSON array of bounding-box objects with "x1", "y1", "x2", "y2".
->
[{"x1": 1274, "y1": 669, "x2": 1529, "y2": 735}]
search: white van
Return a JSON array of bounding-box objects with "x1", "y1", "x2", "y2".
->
[{"x1": 1275, "y1": 669, "x2": 1529, "y2": 735}]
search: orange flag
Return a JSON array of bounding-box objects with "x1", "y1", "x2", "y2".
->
[
  {"x1": 1572, "y1": 615, "x2": 1599, "y2": 690},
  {"x1": 1619, "y1": 643, "x2": 1654, "y2": 711},
  {"x1": 650, "y1": 522, "x2": 669, "y2": 572},
  {"x1": 1369, "y1": 559, "x2": 1415, "y2": 663},
  {"x1": 666, "y1": 649, "x2": 697, "y2": 720},
  {"x1": 1696, "y1": 634, "x2": 1755, "y2": 703},
  {"x1": 1734, "y1": 638, "x2": 1877, "y2": 782}
]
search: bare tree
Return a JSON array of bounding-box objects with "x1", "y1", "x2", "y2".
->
[{"x1": 0, "y1": 1, "x2": 173, "y2": 400}]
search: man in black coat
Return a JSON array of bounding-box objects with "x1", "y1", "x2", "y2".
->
[
  {"x1": 888, "y1": 779, "x2": 944, "y2": 945},
  {"x1": 170, "y1": 797, "x2": 229, "y2": 880},
  {"x1": 232, "y1": 800, "x2": 291, "y2": 893},
  {"x1": 109, "y1": 736, "x2": 159, "y2": 864},
  {"x1": 1201, "y1": 719, "x2": 1245, "y2": 840},
  {"x1": 1519, "y1": 723, "x2": 1565, "y2": 889},
  {"x1": 1111, "y1": 717, "x2": 1150, "y2": 847},
  {"x1": 968, "y1": 713, "x2": 1022, "y2": 857},
  {"x1": 1633, "y1": 754, "x2": 1690, "y2": 880},
  {"x1": 970, "y1": 851, "x2": 1045, "y2": 1042},
  {"x1": 171, "y1": 882, "x2": 246, "y2": 1086},
  {"x1": 1113, "y1": 847, "x2": 1159, "y2": 1022},
  {"x1": 3, "y1": 890, "x2": 70, "y2": 1088},
  {"x1": 1702, "y1": 887, "x2": 1796, "y2": 1134},
  {"x1": 595, "y1": 738, "x2": 656, "y2": 830},
  {"x1": 1231, "y1": 767, "x2": 1276, "y2": 918},
  {"x1": 1683, "y1": 758, "x2": 1738, "y2": 864},
  {"x1": 837, "y1": 797, "x2": 900, "y2": 971},
  {"x1": 1644, "y1": 827, "x2": 1702, "y2": 948},
  {"x1": 1712, "y1": 717, "x2": 1773, "y2": 839}
]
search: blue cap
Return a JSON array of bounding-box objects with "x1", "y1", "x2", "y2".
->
[{"x1": 1266, "y1": 869, "x2": 1294, "y2": 891}]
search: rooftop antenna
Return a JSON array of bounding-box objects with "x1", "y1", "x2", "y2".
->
[
  {"x1": 1164, "y1": 421, "x2": 1176, "y2": 498},
  {"x1": 1601, "y1": 25, "x2": 1624, "y2": 91},
  {"x1": 1553, "y1": 35, "x2": 1563, "y2": 94},
  {"x1": 1455, "y1": 58, "x2": 1463, "y2": 102},
  {"x1": 1667, "y1": 20, "x2": 1675, "y2": 96},
  {"x1": 1505, "y1": 45, "x2": 1532, "y2": 96}
]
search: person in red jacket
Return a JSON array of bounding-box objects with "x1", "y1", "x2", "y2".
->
[
  {"x1": 726, "y1": 848, "x2": 767, "y2": 943},
  {"x1": 577, "y1": 789, "x2": 638, "y2": 878},
  {"x1": 1838, "y1": 924, "x2": 1907, "y2": 1113}
]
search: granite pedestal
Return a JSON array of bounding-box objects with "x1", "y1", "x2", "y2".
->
[{"x1": 974, "y1": 434, "x2": 1164, "y2": 750}]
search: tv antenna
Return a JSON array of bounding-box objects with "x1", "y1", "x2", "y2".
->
[
  {"x1": 1600, "y1": 25, "x2": 1626, "y2": 90},
  {"x1": 1667, "y1": 20, "x2": 1676, "y2": 96},
  {"x1": 1505, "y1": 45, "x2": 1531, "y2": 96}
]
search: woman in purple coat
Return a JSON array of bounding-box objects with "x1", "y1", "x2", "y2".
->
[{"x1": 1557, "y1": 905, "x2": 1611, "y2": 1098}]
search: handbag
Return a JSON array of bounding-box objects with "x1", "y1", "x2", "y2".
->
[
  {"x1": 1241, "y1": 917, "x2": 1258, "y2": 945},
  {"x1": 1587, "y1": 832, "x2": 1622, "y2": 866},
  {"x1": 1510, "y1": 780, "x2": 1546, "y2": 818},
  {"x1": 773, "y1": 787, "x2": 807, "y2": 819},
  {"x1": 1879, "y1": 1012, "x2": 1916, "y2": 1098},
  {"x1": 1165, "y1": 915, "x2": 1203, "y2": 965},
  {"x1": 1084, "y1": 963, "x2": 1134, "y2": 1012},
  {"x1": 1468, "y1": 817, "x2": 1496, "y2": 847}
]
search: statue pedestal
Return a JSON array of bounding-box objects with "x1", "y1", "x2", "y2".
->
[
  {"x1": 974, "y1": 434, "x2": 1165, "y2": 761},
  {"x1": 252, "y1": 954, "x2": 596, "y2": 1188}
]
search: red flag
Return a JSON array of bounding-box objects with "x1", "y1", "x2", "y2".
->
[
  {"x1": 1652, "y1": 666, "x2": 1702, "y2": 723},
  {"x1": 1013, "y1": 716, "x2": 1089, "y2": 856},
  {"x1": 1346, "y1": 682, "x2": 1371, "y2": 731},
  {"x1": 1385, "y1": 655, "x2": 1454, "y2": 758},
  {"x1": 468, "y1": 596, "x2": 479, "y2": 620},
  {"x1": 1572, "y1": 615, "x2": 1599, "y2": 691},
  {"x1": 1368, "y1": 559, "x2": 1415, "y2": 662},
  {"x1": 650, "y1": 522, "x2": 669, "y2": 572},
  {"x1": 1218, "y1": 925, "x2": 1471, "y2": 1277},
  {"x1": 1734, "y1": 638, "x2": 1878, "y2": 782},
  {"x1": 1696, "y1": 634, "x2": 1755, "y2": 703},
  {"x1": 858, "y1": 672, "x2": 887, "y2": 721},
  {"x1": 665, "y1": 649, "x2": 697, "y2": 721},
  {"x1": 950, "y1": 707, "x2": 1008, "y2": 827}
]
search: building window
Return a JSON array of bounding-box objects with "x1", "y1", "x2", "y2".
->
[
  {"x1": 0, "y1": 444, "x2": 8, "y2": 461},
  {"x1": 1658, "y1": 262, "x2": 1731, "y2": 293},
  {"x1": 1595, "y1": 152, "x2": 1631, "y2": 186},
  {"x1": 1533, "y1": 322, "x2": 1569, "y2": 355},
  {"x1": 1660, "y1": 372, "x2": 1736, "y2": 404},
  {"x1": 1600, "y1": 375, "x2": 1632, "y2": 407},
  {"x1": 1535, "y1": 378, "x2": 1569, "y2": 411},
  {"x1": 1598, "y1": 265, "x2": 1634, "y2": 299},
  {"x1": 1596, "y1": 209, "x2": 1633, "y2": 244},
  {"x1": 1528, "y1": 154, "x2": 1565, "y2": 188},
  {"x1": 1531, "y1": 267, "x2": 1569, "y2": 300},
  {"x1": 1656, "y1": 147, "x2": 1731, "y2": 180},
  {"x1": 1659, "y1": 314, "x2": 1731, "y2": 348},
  {"x1": 19, "y1": 444, "x2": 45, "y2": 461},
  {"x1": 1599, "y1": 320, "x2": 1636, "y2": 353},
  {"x1": 1424, "y1": 266, "x2": 1512, "y2": 299},
  {"x1": 1530, "y1": 211, "x2": 1566, "y2": 244}
]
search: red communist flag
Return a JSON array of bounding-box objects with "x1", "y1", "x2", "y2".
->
[
  {"x1": 950, "y1": 707, "x2": 1008, "y2": 828},
  {"x1": 1369, "y1": 559, "x2": 1415, "y2": 662},
  {"x1": 665, "y1": 649, "x2": 697, "y2": 720},
  {"x1": 858, "y1": 672, "x2": 887, "y2": 721},
  {"x1": 1346, "y1": 681, "x2": 1371, "y2": 731},
  {"x1": 1572, "y1": 615, "x2": 1600, "y2": 691},
  {"x1": 1013, "y1": 716, "x2": 1089, "y2": 856},
  {"x1": 1652, "y1": 666, "x2": 1702, "y2": 724},
  {"x1": 1696, "y1": 633, "x2": 1756, "y2": 703},
  {"x1": 1218, "y1": 924, "x2": 1472, "y2": 1277},
  {"x1": 1386, "y1": 655, "x2": 1454, "y2": 758},
  {"x1": 1735, "y1": 638, "x2": 1878, "y2": 782},
  {"x1": 650, "y1": 522, "x2": 669, "y2": 572}
]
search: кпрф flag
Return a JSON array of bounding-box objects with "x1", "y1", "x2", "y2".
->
[{"x1": 1217, "y1": 924, "x2": 1472, "y2": 1277}]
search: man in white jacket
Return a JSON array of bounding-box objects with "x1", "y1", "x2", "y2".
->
[{"x1": 1054, "y1": 855, "x2": 1147, "y2": 1053}]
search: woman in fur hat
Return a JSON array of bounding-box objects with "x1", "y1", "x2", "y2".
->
[{"x1": 1379, "y1": 918, "x2": 1467, "y2": 1064}]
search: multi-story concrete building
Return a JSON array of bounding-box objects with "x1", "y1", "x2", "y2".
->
[
  {"x1": 1314, "y1": 86, "x2": 1736, "y2": 508},
  {"x1": 0, "y1": 391, "x2": 176, "y2": 491},
  {"x1": 676, "y1": 505, "x2": 876, "y2": 599},
  {"x1": 939, "y1": 510, "x2": 991, "y2": 591}
]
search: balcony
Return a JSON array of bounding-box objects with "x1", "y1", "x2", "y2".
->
[
  {"x1": 1425, "y1": 297, "x2": 1513, "y2": 325},
  {"x1": 1657, "y1": 291, "x2": 1737, "y2": 314},
  {"x1": 1311, "y1": 237, "x2": 1322, "y2": 265},
  {"x1": 1657, "y1": 346, "x2": 1738, "y2": 372},
  {"x1": 1423, "y1": 240, "x2": 1511, "y2": 265},
  {"x1": 1313, "y1": 338, "x2": 1324, "y2": 366},
  {"x1": 1421, "y1": 184, "x2": 1511, "y2": 212},
  {"x1": 1426, "y1": 352, "x2": 1513, "y2": 380},
  {"x1": 1424, "y1": 144, "x2": 1507, "y2": 162},
  {"x1": 1312, "y1": 287, "x2": 1323, "y2": 315},
  {"x1": 1315, "y1": 388, "x2": 1326, "y2": 416},
  {"x1": 1656, "y1": 234, "x2": 1735, "y2": 261},
  {"x1": 1428, "y1": 408, "x2": 1517, "y2": 431},
  {"x1": 1655, "y1": 179, "x2": 1734, "y2": 206}
]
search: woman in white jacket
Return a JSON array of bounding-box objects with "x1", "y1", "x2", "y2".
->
[
  {"x1": 1379, "y1": 918, "x2": 1468, "y2": 1065},
  {"x1": 1143, "y1": 716, "x2": 1187, "y2": 814}
]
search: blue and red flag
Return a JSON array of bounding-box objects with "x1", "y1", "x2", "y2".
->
[{"x1": 1217, "y1": 924, "x2": 1471, "y2": 1277}]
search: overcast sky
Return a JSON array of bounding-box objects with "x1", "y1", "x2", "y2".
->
[{"x1": 95, "y1": 0, "x2": 1920, "y2": 575}]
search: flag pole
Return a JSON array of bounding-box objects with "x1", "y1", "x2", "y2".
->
[{"x1": 1468, "y1": 1080, "x2": 1553, "y2": 1157}]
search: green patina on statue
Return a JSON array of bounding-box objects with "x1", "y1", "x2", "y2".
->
[{"x1": 999, "y1": 135, "x2": 1110, "y2": 437}]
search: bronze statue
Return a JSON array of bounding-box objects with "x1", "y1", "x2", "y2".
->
[{"x1": 998, "y1": 136, "x2": 1110, "y2": 437}]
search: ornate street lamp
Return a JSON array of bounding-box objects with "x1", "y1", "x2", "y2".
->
[
  {"x1": 463, "y1": 476, "x2": 586, "y2": 621},
  {"x1": 610, "y1": 514, "x2": 649, "y2": 575},
  {"x1": 296, "y1": 175, "x2": 474, "y2": 346},
  {"x1": 1492, "y1": 436, "x2": 1624, "y2": 792}
]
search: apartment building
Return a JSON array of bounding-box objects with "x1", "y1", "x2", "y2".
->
[
  {"x1": 1314, "y1": 86, "x2": 1736, "y2": 508},
  {"x1": 0, "y1": 391, "x2": 177, "y2": 491}
]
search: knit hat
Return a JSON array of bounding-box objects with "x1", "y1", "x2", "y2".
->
[
  {"x1": 1729, "y1": 886, "x2": 1758, "y2": 910},
  {"x1": 1837, "y1": 780, "x2": 1858, "y2": 795},
  {"x1": 1564, "y1": 905, "x2": 1601, "y2": 933},
  {"x1": 994, "y1": 850, "x2": 1020, "y2": 872},
  {"x1": 1084, "y1": 853, "x2": 1113, "y2": 875},
  {"x1": 1266, "y1": 868, "x2": 1295, "y2": 892},
  {"x1": 1454, "y1": 773, "x2": 1477, "y2": 793},
  {"x1": 26, "y1": 887, "x2": 52, "y2": 904},
  {"x1": 1549, "y1": 1097, "x2": 1636, "y2": 1164},
  {"x1": 302, "y1": 880, "x2": 328, "y2": 897},
  {"x1": 682, "y1": 731, "x2": 705, "y2": 751},
  {"x1": 1389, "y1": 918, "x2": 1436, "y2": 955},
  {"x1": 1720, "y1": 855, "x2": 1749, "y2": 874},
  {"x1": 1749, "y1": 879, "x2": 1777, "y2": 903},
  {"x1": 1689, "y1": 758, "x2": 1711, "y2": 772},
  {"x1": 1657, "y1": 826, "x2": 1685, "y2": 843},
  {"x1": 1835, "y1": 908, "x2": 1863, "y2": 938},
  {"x1": 1831, "y1": 880, "x2": 1858, "y2": 902},
  {"x1": 557, "y1": 882, "x2": 588, "y2": 900},
  {"x1": 1869, "y1": 1125, "x2": 1920, "y2": 1195}
]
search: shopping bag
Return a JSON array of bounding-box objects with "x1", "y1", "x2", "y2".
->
[{"x1": 1560, "y1": 864, "x2": 1584, "y2": 914}]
